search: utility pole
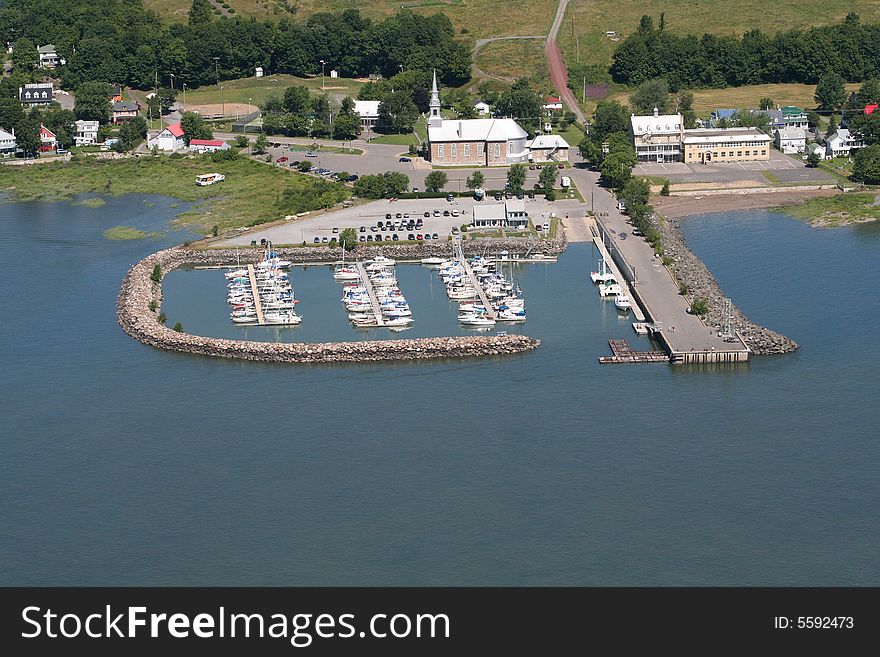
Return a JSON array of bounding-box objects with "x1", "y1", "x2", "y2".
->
[
  {"x1": 213, "y1": 57, "x2": 220, "y2": 85},
  {"x1": 583, "y1": 77, "x2": 586, "y2": 104},
  {"x1": 320, "y1": 59, "x2": 326, "y2": 91},
  {"x1": 220, "y1": 85, "x2": 224, "y2": 120},
  {"x1": 169, "y1": 72, "x2": 174, "y2": 91},
  {"x1": 182, "y1": 83, "x2": 186, "y2": 113},
  {"x1": 577, "y1": 35, "x2": 580, "y2": 63}
]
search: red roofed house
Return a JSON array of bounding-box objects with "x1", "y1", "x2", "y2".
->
[
  {"x1": 147, "y1": 122, "x2": 186, "y2": 151},
  {"x1": 188, "y1": 139, "x2": 230, "y2": 154},
  {"x1": 543, "y1": 96, "x2": 563, "y2": 112},
  {"x1": 865, "y1": 103, "x2": 878, "y2": 115},
  {"x1": 39, "y1": 124, "x2": 56, "y2": 153}
]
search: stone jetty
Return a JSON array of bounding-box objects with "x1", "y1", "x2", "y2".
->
[
  {"x1": 117, "y1": 245, "x2": 543, "y2": 364},
  {"x1": 659, "y1": 219, "x2": 799, "y2": 356}
]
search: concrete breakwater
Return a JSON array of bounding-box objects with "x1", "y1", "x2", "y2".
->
[
  {"x1": 117, "y1": 246, "x2": 541, "y2": 363},
  {"x1": 659, "y1": 219, "x2": 799, "y2": 356}
]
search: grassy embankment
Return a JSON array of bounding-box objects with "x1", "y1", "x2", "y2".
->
[
  {"x1": 781, "y1": 192, "x2": 880, "y2": 227},
  {"x1": 0, "y1": 156, "x2": 350, "y2": 232}
]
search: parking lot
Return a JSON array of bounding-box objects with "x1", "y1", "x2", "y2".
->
[
  {"x1": 218, "y1": 196, "x2": 584, "y2": 247},
  {"x1": 633, "y1": 150, "x2": 835, "y2": 184}
]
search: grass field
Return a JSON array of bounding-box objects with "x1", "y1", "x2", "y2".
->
[
  {"x1": 144, "y1": 0, "x2": 296, "y2": 23},
  {"x1": 474, "y1": 39, "x2": 548, "y2": 81},
  {"x1": 781, "y1": 192, "x2": 880, "y2": 227},
  {"x1": 0, "y1": 156, "x2": 350, "y2": 231},
  {"x1": 605, "y1": 82, "x2": 863, "y2": 116},
  {"x1": 558, "y1": 1, "x2": 880, "y2": 73},
  {"x1": 182, "y1": 74, "x2": 367, "y2": 109}
]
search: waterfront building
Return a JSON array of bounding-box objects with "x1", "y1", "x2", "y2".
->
[
  {"x1": 825, "y1": 129, "x2": 864, "y2": 158},
  {"x1": 38, "y1": 44, "x2": 62, "y2": 68},
  {"x1": 682, "y1": 128, "x2": 771, "y2": 163},
  {"x1": 774, "y1": 127, "x2": 806, "y2": 154},
  {"x1": 630, "y1": 108, "x2": 684, "y2": 163},
  {"x1": 147, "y1": 123, "x2": 186, "y2": 152},
  {"x1": 112, "y1": 101, "x2": 140, "y2": 124},
  {"x1": 74, "y1": 120, "x2": 99, "y2": 146},
  {"x1": 39, "y1": 125, "x2": 56, "y2": 152},
  {"x1": 427, "y1": 71, "x2": 530, "y2": 166},
  {"x1": 188, "y1": 139, "x2": 230, "y2": 154},
  {"x1": 0, "y1": 128, "x2": 16, "y2": 156},
  {"x1": 472, "y1": 199, "x2": 530, "y2": 230}
]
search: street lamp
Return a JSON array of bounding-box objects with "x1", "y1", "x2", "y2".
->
[
  {"x1": 220, "y1": 85, "x2": 225, "y2": 120},
  {"x1": 169, "y1": 72, "x2": 175, "y2": 91},
  {"x1": 319, "y1": 59, "x2": 326, "y2": 91},
  {"x1": 213, "y1": 56, "x2": 220, "y2": 85},
  {"x1": 182, "y1": 83, "x2": 186, "y2": 113}
]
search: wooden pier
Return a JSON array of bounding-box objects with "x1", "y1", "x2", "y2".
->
[
  {"x1": 598, "y1": 339, "x2": 669, "y2": 364},
  {"x1": 246, "y1": 264, "x2": 266, "y2": 325},
  {"x1": 355, "y1": 261, "x2": 386, "y2": 326},
  {"x1": 459, "y1": 256, "x2": 496, "y2": 319}
]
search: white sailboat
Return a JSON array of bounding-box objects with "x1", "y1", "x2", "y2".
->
[{"x1": 590, "y1": 257, "x2": 617, "y2": 284}]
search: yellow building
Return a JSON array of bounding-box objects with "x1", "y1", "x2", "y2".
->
[{"x1": 682, "y1": 128, "x2": 772, "y2": 164}]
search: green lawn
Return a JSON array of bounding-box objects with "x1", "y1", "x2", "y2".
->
[
  {"x1": 558, "y1": 124, "x2": 584, "y2": 149},
  {"x1": 182, "y1": 74, "x2": 367, "y2": 109},
  {"x1": 780, "y1": 192, "x2": 880, "y2": 227},
  {"x1": 819, "y1": 156, "x2": 854, "y2": 181},
  {"x1": 369, "y1": 133, "x2": 419, "y2": 146},
  {"x1": 0, "y1": 155, "x2": 350, "y2": 231}
]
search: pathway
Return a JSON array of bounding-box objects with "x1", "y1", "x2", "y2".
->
[{"x1": 546, "y1": 0, "x2": 587, "y2": 125}]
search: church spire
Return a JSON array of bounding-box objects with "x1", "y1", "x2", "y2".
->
[{"x1": 429, "y1": 68, "x2": 442, "y2": 128}]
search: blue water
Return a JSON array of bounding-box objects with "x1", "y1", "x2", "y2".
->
[{"x1": 2, "y1": 200, "x2": 878, "y2": 585}]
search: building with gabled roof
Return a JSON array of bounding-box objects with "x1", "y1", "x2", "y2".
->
[
  {"x1": 630, "y1": 108, "x2": 684, "y2": 162},
  {"x1": 147, "y1": 122, "x2": 186, "y2": 151}
]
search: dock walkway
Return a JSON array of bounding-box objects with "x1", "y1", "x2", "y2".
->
[
  {"x1": 588, "y1": 217, "x2": 646, "y2": 322},
  {"x1": 355, "y1": 261, "x2": 386, "y2": 326},
  {"x1": 246, "y1": 264, "x2": 266, "y2": 325},
  {"x1": 460, "y1": 257, "x2": 496, "y2": 320},
  {"x1": 599, "y1": 339, "x2": 668, "y2": 364}
]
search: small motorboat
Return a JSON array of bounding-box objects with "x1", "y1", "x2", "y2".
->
[
  {"x1": 598, "y1": 282, "x2": 623, "y2": 298},
  {"x1": 614, "y1": 293, "x2": 632, "y2": 312}
]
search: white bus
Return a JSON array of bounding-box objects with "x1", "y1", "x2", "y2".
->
[{"x1": 196, "y1": 173, "x2": 225, "y2": 186}]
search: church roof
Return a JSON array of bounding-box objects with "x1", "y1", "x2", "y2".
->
[{"x1": 428, "y1": 118, "x2": 528, "y2": 143}]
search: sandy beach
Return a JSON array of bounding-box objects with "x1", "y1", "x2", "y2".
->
[{"x1": 654, "y1": 189, "x2": 840, "y2": 218}]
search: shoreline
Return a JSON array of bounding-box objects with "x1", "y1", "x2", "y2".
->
[{"x1": 653, "y1": 189, "x2": 839, "y2": 219}]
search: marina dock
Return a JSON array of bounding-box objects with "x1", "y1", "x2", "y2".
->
[
  {"x1": 599, "y1": 339, "x2": 669, "y2": 364},
  {"x1": 355, "y1": 261, "x2": 387, "y2": 326},
  {"x1": 589, "y1": 217, "x2": 646, "y2": 322},
  {"x1": 460, "y1": 256, "x2": 497, "y2": 320},
  {"x1": 246, "y1": 264, "x2": 266, "y2": 325}
]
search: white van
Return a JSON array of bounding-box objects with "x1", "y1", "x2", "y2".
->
[
  {"x1": 616, "y1": 200, "x2": 626, "y2": 212},
  {"x1": 560, "y1": 176, "x2": 571, "y2": 188}
]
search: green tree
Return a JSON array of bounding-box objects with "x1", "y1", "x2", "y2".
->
[
  {"x1": 465, "y1": 171, "x2": 485, "y2": 190},
  {"x1": 495, "y1": 78, "x2": 542, "y2": 134},
  {"x1": 332, "y1": 110, "x2": 361, "y2": 141},
  {"x1": 660, "y1": 179, "x2": 670, "y2": 196},
  {"x1": 339, "y1": 227, "x2": 358, "y2": 251},
  {"x1": 759, "y1": 97, "x2": 774, "y2": 110},
  {"x1": 376, "y1": 92, "x2": 419, "y2": 134},
  {"x1": 600, "y1": 151, "x2": 634, "y2": 190},
  {"x1": 631, "y1": 78, "x2": 670, "y2": 115},
  {"x1": 158, "y1": 88, "x2": 178, "y2": 115},
  {"x1": 298, "y1": 160, "x2": 312, "y2": 172},
  {"x1": 538, "y1": 164, "x2": 558, "y2": 191},
  {"x1": 620, "y1": 177, "x2": 651, "y2": 208},
  {"x1": 118, "y1": 117, "x2": 148, "y2": 151},
  {"x1": 806, "y1": 151, "x2": 821, "y2": 168},
  {"x1": 74, "y1": 82, "x2": 112, "y2": 124},
  {"x1": 807, "y1": 112, "x2": 820, "y2": 130},
  {"x1": 425, "y1": 170, "x2": 448, "y2": 192},
  {"x1": 0, "y1": 99, "x2": 25, "y2": 134},
  {"x1": 506, "y1": 163, "x2": 526, "y2": 191},
  {"x1": 253, "y1": 132, "x2": 269, "y2": 154},
  {"x1": 188, "y1": 0, "x2": 214, "y2": 25},
  {"x1": 590, "y1": 100, "x2": 630, "y2": 144},
  {"x1": 690, "y1": 299, "x2": 709, "y2": 316},
  {"x1": 11, "y1": 38, "x2": 37, "y2": 72},
  {"x1": 15, "y1": 115, "x2": 41, "y2": 155},
  {"x1": 456, "y1": 102, "x2": 478, "y2": 119},
  {"x1": 852, "y1": 144, "x2": 880, "y2": 183},
  {"x1": 855, "y1": 78, "x2": 880, "y2": 106},
  {"x1": 815, "y1": 74, "x2": 847, "y2": 111},
  {"x1": 235, "y1": 135, "x2": 249, "y2": 148},
  {"x1": 180, "y1": 112, "x2": 213, "y2": 144},
  {"x1": 578, "y1": 135, "x2": 601, "y2": 164},
  {"x1": 283, "y1": 85, "x2": 311, "y2": 115},
  {"x1": 150, "y1": 265, "x2": 162, "y2": 282}
]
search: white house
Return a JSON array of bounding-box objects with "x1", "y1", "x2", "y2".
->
[
  {"x1": 0, "y1": 128, "x2": 16, "y2": 156},
  {"x1": 528, "y1": 134, "x2": 570, "y2": 162},
  {"x1": 630, "y1": 109, "x2": 684, "y2": 162},
  {"x1": 38, "y1": 44, "x2": 62, "y2": 68},
  {"x1": 474, "y1": 101, "x2": 491, "y2": 115},
  {"x1": 774, "y1": 127, "x2": 806, "y2": 154},
  {"x1": 825, "y1": 129, "x2": 864, "y2": 158},
  {"x1": 74, "y1": 120, "x2": 99, "y2": 146},
  {"x1": 353, "y1": 100, "x2": 380, "y2": 133},
  {"x1": 471, "y1": 199, "x2": 530, "y2": 230},
  {"x1": 805, "y1": 142, "x2": 827, "y2": 161},
  {"x1": 188, "y1": 139, "x2": 230, "y2": 154},
  {"x1": 255, "y1": 67, "x2": 264, "y2": 78},
  {"x1": 543, "y1": 96, "x2": 563, "y2": 112},
  {"x1": 147, "y1": 122, "x2": 186, "y2": 151}
]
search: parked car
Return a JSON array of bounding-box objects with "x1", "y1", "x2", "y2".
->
[
  {"x1": 359, "y1": 226, "x2": 366, "y2": 232},
  {"x1": 314, "y1": 237, "x2": 321, "y2": 243},
  {"x1": 56, "y1": 148, "x2": 68, "y2": 155},
  {"x1": 558, "y1": 163, "x2": 565, "y2": 169},
  {"x1": 370, "y1": 226, "x2": 378, "y2": 232},
  {"x1": 321, "y1": 236, "x2": 329, "y2": 243},
  {"x1": 395, "y1": 212, "x2": 402, "y2": 219},
  {"x1": 451, "y1": 227, "x2": 460, "y2": 235},
  {"x1": 385, "y1": 213, "x2": 392, "y2": 220},
  {"x1": 366, "y1": 235, "x2": 373, "y2": 241},
  {"x1": 424, "y1": 211, "x2": 430, "y2": 218},
  {"x1": 412, "y1": 187, "x2": 419, "y2": 193},
  {"x1": 451, "y1": 210, "x2": 459, "y2": 217},
  {"x1": 345, "y1": 174, "x2": 359, "y2": 182},
  {"x1": 392, "y1": 233, "x2": 399, "y2": 241},
  {"x1": 399, "y1": 156, "x2": 411, "y2": 162},
  {"x1": 423, "y1": 234, "x2": 431, "y2": 240},
  {"x1": 403, "y1": 212, "x2": 409, "y2": 218},
  {"x1": 446, "y1": 193, "x2": 454, "y2": 202},
  {"x1": 332, "y1": 227, "x2": 339, "y2": 233},
  {"x1": 516, "y1": 191, "x2": 524, "y2": 199},
  {"x1": 432, "y1": 233, "x2": 439, "y2": 240},
  {"x1": 416, "y1": 234, "x2": 423, "y2": 240},
  {"x1": 433, "y1": 210, "x2": 441, "y2": 217},
  {"x1": 494, "y1": 193, "x2": 502, "y2": 201},
  {"x1": 632, "y1": 227, "x2": 642, "y2": 236},
  {"x1": 277, "y1": 156, "x2": 288, "y2": 163},
  {"x1": 375, "y1": 234, "x2": 383, "y2": 241},
  {"x1": 408, "y1": 233, "x2": 415, "y2": 240},
  {"x1": 359, "y1": 236, "x2": 366, "y2": 242},
  {"x1": 305, "y1": 151, "x2": 318, "y2": 157},
  {"x1": 443, "y1": 210, "x2": 450, "y2": 216}
]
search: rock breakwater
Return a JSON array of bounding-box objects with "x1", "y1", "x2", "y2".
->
[
  {"x1": 117, "y1": 246, "x2": 541, "y2": 363},
  {"x1": 659, "y1": 219, "x2": 798, "y2": 355}
]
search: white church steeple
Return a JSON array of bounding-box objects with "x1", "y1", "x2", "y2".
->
[{"x1": 429, "y1": 69, "x2": 442, "y2": 128}]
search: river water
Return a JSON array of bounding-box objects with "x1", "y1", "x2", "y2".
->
[{"x1": 2, "y1": 199, "x2": 878, "y2": 585}]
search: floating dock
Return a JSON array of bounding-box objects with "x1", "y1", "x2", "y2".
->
[
  {"x1": 246, "y1": 264, "x2": 267, "y2": 325},
  {"x1": 355, "y1": 261, "x2": 386, "y2": 327},
  {"x1": 459, "y1": 256, "x2": 496, "y2": 320},
  {"x1": 598, "y1": 339, "x2": 669, "y2": 364},
  {"x1": 588, "y1": 218, "x2": 646, "y2": 322}
]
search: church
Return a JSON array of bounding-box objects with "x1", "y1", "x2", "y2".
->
[{"x1": 427, "y1": 71, "x2": 530, "y2": 167}]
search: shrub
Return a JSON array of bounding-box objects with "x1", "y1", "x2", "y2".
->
[
  {"x1": 660, "y1": 180, "x2": 670, "y2": 196},
  {"x1": 662, "y1": 255, "x2": 673, "y2": 266},
  {"x1": 545, "y1": 189, "x2": 556, "y2": 201},
  {"x1": 148, "y1": 300, "x2": 158, "y2": 312},
  {"x1": 678, "y1": 282, "x2": 688, "y2": 296},
  {"x1": 157, "y1": 312, "x2": 167, "y2": 324},
  {"x1": 173, "y1": 322, "x2": 184, "y2": 332},
  {"x1": 150, "y1": 264, "x2": 162, "y2": 282},
  {"x1": 227, "y1": 7, "x2": 236, "y2": 12},
  {"x1": 212, "y1": 224, "x2": 219, "y2": 237},
  {"x1": 691, "y1": 298, "x2": 709, "y2": 316},
  {"x1": 169, "y1": 152, "x2": 185, "y2": 159}
]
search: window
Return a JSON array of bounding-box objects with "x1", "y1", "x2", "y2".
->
[
  {"x1": 493, "y1": 143, "x2": 500, "y2": 158},
  {"x1": 464, "y1": 144, "x2": 470, "y2": 157},
  {"x1": 761, "y1": 150, "x2": 766, "y2": 155},
  {"x1": 478, "y1": 143, "x2": 484, "y2": 155},
  {"x1": 437, "y1": 144, "x2": 444, "y2": 158},
  {"x1": 737, "y1": 151, "x2": 742, "y2": 157},
  {"x1": 451, "y1": 144, "x2": 457, "y2": 158}
]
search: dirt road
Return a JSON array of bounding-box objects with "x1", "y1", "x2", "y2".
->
[{"x1": 546, "y1": 0, "x2": 586, "y2": 125}]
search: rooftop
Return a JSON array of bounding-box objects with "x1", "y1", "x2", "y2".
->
[
  {"x1": 165, "y1": 123, "x2": 185, "y2": 138},
  {"x1": 528, "y1": 134, "x2": 570, "y2": 149},
  {"x1": 630, "y1": 111, "x2": 683, "y2": 136},
  {"x1": 682, "y1": 127, "x2": 771, "y2": 144},
  {"x1": 428, "y1": 117, "x2": 528, "y2": 143},
  {"x1": 353, "y1": 100, "x2": 380, "y2": 118}
]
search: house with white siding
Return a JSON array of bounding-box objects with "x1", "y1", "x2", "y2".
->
[{"x1": 825, "y1": 129, "x2": 864, "y2": 158}]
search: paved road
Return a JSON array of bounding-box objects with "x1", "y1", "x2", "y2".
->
[
  {"x1": 566, "y1": 161, "x2": 745, "y2": 353},
  {"x1": 546, "y1": 0, "x2": 586, "y2": 125}
]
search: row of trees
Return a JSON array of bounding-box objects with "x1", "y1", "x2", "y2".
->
[
  {"x1": 1, "y1": 2, "x2": 471, "y2": 92},
  {"x1": 611, "y1": 13, "x2": 880, "y2": 88},
  {"x1": 262, "y1": 86, "x2": 361, "y2": 140}
]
